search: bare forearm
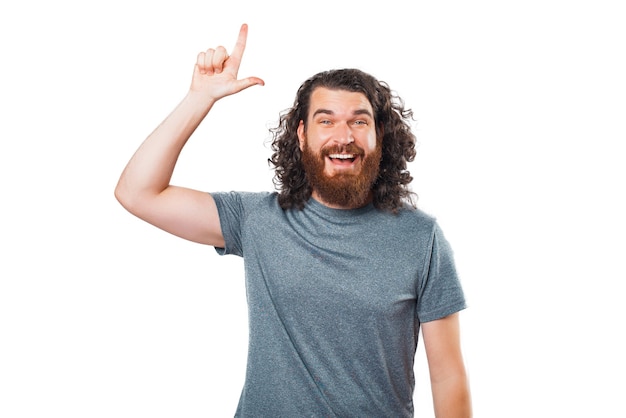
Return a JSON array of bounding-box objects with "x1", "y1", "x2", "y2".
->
[
  {"x1": 113, "y1": 25, "x2": 262, "y2": 244},
  {"x1": 432, "y1": 374, "x2": 472, "y2": 418},
  {"x1": 115, "y1": 92, "x2": 214, "y2": 208}
]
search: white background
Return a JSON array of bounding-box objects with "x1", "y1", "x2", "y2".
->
[{"x1": 1, "y1": 1, "x2": 625, "y2": 417}]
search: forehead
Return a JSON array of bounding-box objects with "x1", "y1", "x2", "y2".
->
[{"x1": 308, "y1": 87, "x2": 373, "y2": 118}]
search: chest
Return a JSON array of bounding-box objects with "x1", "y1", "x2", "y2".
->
[{"x1": 242, "y1": 213, "x2": 425, "y2": 323}]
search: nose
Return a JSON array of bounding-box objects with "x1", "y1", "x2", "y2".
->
[{"x1": 333, "y1": 122, "x2": 354, "y2": 145}]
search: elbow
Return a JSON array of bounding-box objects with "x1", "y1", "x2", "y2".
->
[
  {"x1": 114, "y1": 179, "x2": 136, "y2": 213},
  {"x1": 114, "y1": 179, "x2": 162, "y2": 220}
]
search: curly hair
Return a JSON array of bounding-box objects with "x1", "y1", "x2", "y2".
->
[{"x1": 268, "y1": 68, "x2": 417, "y2": 213}]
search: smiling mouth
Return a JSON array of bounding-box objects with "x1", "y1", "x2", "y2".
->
[{"x1": 328, "y1": 153, "x2": 358, "y2": 164}]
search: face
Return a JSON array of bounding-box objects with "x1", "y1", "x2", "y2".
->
[{"x1": 297, "y1": 87, "x2": 382, "y2": 209}]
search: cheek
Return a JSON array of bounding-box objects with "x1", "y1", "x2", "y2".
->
[
  {"x1": 305, "y1": 128, "x2": 330, "y2": 151},
  {"x1": 364, "y1": 131, "x2": 378, "y2": 152}
]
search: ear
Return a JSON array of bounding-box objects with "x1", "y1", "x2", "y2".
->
[{"x1": 297, "y1": 120, "x2": 306, "y2": 151}]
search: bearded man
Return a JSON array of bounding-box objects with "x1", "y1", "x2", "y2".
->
[
  {"x1": 115, "y1": 24, "x2": 472, "y2": 418},
  {"x1": 272, "y1": 63, "x2": 419, "y2": 209}
]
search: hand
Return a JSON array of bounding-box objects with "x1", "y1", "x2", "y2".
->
[{"x1": 190, "y1": 24, "x2": 264, "y2": 102}]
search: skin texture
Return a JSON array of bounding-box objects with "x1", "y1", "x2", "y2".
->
[
  {"x1": 423, "y1": 314, "x2": 472, "y2": 417},
  {"x1": 115, "y1": 24, "x2": 471, "y2": 417}
]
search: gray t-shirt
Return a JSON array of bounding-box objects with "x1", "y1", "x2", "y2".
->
[{"x1": 212, "y1": 191, "x2": 466, "y2": 417}]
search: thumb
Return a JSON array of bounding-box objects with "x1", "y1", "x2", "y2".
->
[{"x1": 233, "y1": 76, "x2": 265, "y2": 93}]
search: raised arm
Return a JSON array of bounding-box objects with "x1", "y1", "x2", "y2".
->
[{"x1": 114, "y1": 24, "x2": 264, "y2": 247}]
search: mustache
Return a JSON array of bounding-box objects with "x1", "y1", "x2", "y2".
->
[{"x1": 320, "y1": 143, "x2": 365, "y2": 157}]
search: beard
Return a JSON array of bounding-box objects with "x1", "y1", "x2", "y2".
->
[{"x1": 301, "y1": 139, "x2": 382, "y2": 208}]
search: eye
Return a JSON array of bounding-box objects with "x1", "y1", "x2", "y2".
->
[
  {"x1": 320, "y1": 119, "x2": 332, "y2": 125},
  {"x1": 354, "y1": 120, "x2": 368, "y2": 125}
]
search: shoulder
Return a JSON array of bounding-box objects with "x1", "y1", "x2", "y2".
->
[
  {"x1": 393, "y1": 204, "x2": 439, "y2": 233},
  {"x1": 211, "y1": 191, "x2": 277, "y2": 206},
  {"x1": 402, "y1": 204, "x2": 436, "y2": 222},
  {"x1": 211, "y1": 191, "x2": 280, "y2": 218},
  {"x1": 389, "y1": 204, "x2": 459, "y2": 253}
]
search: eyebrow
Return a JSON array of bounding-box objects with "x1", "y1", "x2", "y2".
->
[{"x1": 311, "y1": 108, "x2": 374, "y2": 119}]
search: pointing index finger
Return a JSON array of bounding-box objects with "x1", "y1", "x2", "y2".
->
[{"x1": 229, "y1": 23, "x2": 249, "y2": 66}]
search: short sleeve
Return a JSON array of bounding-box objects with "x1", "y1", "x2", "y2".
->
[
  {"x1": 211, "y1": 192, "x2": 244, "y2": 257},
  {"x1": 416, "y1": 222, "x2": 466, "y2": 322}
]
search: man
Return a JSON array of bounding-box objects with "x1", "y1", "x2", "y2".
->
[{"x1": 115, "y1": 24, "x2": 471, "y2": 417}]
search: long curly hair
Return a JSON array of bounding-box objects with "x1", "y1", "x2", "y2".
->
[{"x1": 269, "y1": 68, "x2": 417, "y2": 213}]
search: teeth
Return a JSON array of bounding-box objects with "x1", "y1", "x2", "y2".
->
[{"x1": 329, "y1": 154, "x2": 355, "y2": 159}]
